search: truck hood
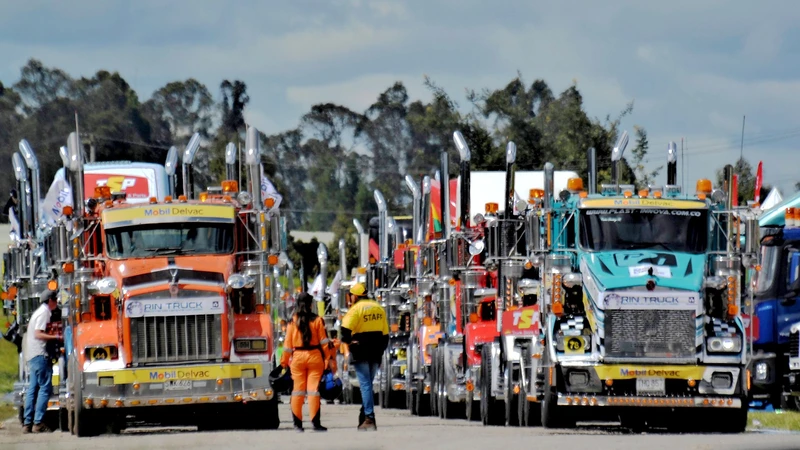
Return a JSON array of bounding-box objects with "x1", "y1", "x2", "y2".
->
[
  {"x1": 581, "y1": 250, "x2": 705, "y2": 291},
  {"x1": 107, "y1": 255, "x2": 234, "y2": 290}
]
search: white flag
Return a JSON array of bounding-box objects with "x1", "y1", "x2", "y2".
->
[
  {"x1": 309, "y1": 273, "x2": 324, "y2": 300},
  {"x1": 8, "y1": 207, "x2": 19, "y2": 240},
  {"x1": 260, "y1": 166, "x2": 282, "y2": 211},
  {"x1": 41, "y1": 170, "x2": 73, "y2": 227},
  {"x1": 327, "y1": 270, "x2": 342, "y2": 295}
]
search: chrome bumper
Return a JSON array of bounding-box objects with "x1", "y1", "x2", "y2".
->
[
  {"x1": 556, "y1": 394, "x2": 742, "y2": 408},
  {"x1": 78, "y1": 362, "x2": 274, "y2": 409}
]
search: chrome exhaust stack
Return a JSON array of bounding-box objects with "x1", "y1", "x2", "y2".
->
[
  {"x1": 418, "y1": 177, "x2": 431, "y2": 245},
  {"x1": 667, "y1": 141, "x2": 678, "y2": 186},
  {"x1": 544, "y1": 162, "x2": 554, "y2": 211},
  {"x1": 724, "y1": 164, "x2": 735, "y2": 253},
  {"x1": 66, "y1": 132, "x2": 85, "y2": 218},
  {"x1": 181, "y1": 132, "x2": 201, "y2": 199},
  {"x1": 374, "y1": 189, "x2": 388, "y2": 263},
  {"x1": 339, "y1": 238, "x2": 348, "y2": 280},
  {"x1": 404, "y1": 175, "x2": 421, "y2": 245},
  {"x1": 439, "y1": 151, "x2": 451, "y2": 279},
  {"x1": 317, "y1": 243, "x2": 329, "y2": 301},
  {"x1": 11, "y1": 153, "x2": 29, "y2": 238},
  {"x1": 353, "y1": 218, "x2": 368, "y2": 268},
  {"x1": 225, "y1": 142, "x2": 237, "y2": 181},
  {"x1": 453, "y1": 131, "x2": 471, "y2": 229},
  {"x1": 610, "y1": 131, "x2": 629, "y2": 194},
  {"x1": 164, "y1": 146, "x2": 179, "y2": 198},
  {"x1": 587, "y1": 147, "x2": 597, "y2": 195},
  {"x1": 18, "y1": 140, "x2": 41, "y2": 232},
  {"x1": 504, "y1": 142, "x2": 516, "y2": 219}
]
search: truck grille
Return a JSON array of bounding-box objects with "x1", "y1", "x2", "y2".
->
[
  {"x1": 605, "y1": 310, "x2": 695, "y2": 359},
  {"x1": 131, "y1": 315, "x2": 222, "y2": 364},
  {"x1": 791, "y1": 330, "x2": 799, "y2": 358}
]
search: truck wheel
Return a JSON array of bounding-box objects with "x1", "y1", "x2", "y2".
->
[
  {"x1": 429, "y1": 348, "x2": 439, "y2": 416},
  {"x1": 519, "y1": 382, "x2": 540, "y2": 426},
  {"x1": 505, "y1": 364, "x2": 519, "y2": 426},
  {"x1": 72, "y1": 370, "x2": 101, "y2": 437},
  {"x1": 541, "y1": 360, "x2": 574, "y2": 429},
  {"x1": 480, "y1": 345, "x2": 504, "y2": 426},
  {"x1": 255, "y1": 399, "x2": 281, "y2": 430},
  {"x1": 59, "y1": 408, "x2": 69, "y2": 432},
  {"x1": 415, "y1": 378, "x2": 430, "y2": 416}
]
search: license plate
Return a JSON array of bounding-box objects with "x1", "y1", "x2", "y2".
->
[
  {"x1": 636, "y1": 377, "x2": 665, "y2": 395},
  {"x1": 164, "y1": 380, "x2": 192, "y2": 391}
]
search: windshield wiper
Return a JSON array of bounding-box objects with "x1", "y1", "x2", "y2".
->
[
  {"x1": 145, "y1": 246, "x2": 185, "y2": 255},
  {"x1": 621, "y1": 242, "x2": 679, "y2": 252}
]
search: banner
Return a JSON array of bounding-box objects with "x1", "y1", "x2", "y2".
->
[{"x1": 41, "y1": 169, "x2": 73, "y2": 227}]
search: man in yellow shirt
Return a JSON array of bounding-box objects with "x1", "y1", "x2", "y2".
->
[{"x1": 340, "y1": 283, "x2": 388, "y2": 431}]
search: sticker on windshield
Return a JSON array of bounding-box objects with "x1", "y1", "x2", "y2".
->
[{"x1": 628, "y1": 264, "x2": 672, "y2": 278}]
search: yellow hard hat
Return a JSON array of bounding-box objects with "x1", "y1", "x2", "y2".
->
[{"x1": 350, "y1": 283, "x2": 366, "y2": 297}]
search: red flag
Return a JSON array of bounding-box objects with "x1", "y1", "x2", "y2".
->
[
  {"x1": 754, "y1": 161, "x2": 763, "y2": 204},
  {"x1": 732, "y1": 174, "x2": 739, "y2": 207}
]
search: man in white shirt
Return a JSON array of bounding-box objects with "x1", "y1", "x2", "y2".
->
[{"x1": 21, "y1": 289, "x2": 60, "y2": 433}]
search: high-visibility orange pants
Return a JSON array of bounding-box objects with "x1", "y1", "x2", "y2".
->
[{"x1": 290, "y1": 350, "x2": 325, "y2": 422}]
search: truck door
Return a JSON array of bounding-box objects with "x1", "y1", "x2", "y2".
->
[{"x1": 778, "y1": 248, "x2": 800, "y2": 344}]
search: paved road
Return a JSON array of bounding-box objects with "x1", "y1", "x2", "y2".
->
[{"x1": 0, "y1": 401, "x2": 797, "y2": 450}]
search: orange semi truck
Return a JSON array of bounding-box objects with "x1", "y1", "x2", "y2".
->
[{"x1": 59, "y1": 129, "x2": 285, "y2": 436}]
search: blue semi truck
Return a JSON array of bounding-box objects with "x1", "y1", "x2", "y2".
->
[{"x1": 748, "y1": 192, "x2": 800, "y2": 410}]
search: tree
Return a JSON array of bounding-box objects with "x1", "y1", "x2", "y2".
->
[
  {"x1": 145, "y1": 79, "x2": 214, "y2": 139},
  {"x1": 13, "y1": 59, "x2": 71, "y2": 113},
  {"x1": 714, "y1": 157, "x2": 771, "y2": 204}
]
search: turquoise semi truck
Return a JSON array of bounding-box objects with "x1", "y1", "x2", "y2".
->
[{"x1": 529, "y1": 140, "x2": 759, "y2": 432}]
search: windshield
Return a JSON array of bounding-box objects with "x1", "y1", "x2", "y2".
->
[
  {"x1": 580, "y1": 208, "x2": 707, "y2": 253},
  {"x1": 106, "y1": 223, "x2": 234, "y2": 258},
  {"x1": 756, "y1": 245, "x2": 780, "y2": 295}
]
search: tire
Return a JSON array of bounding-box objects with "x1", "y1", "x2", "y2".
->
[
  {"x1": 415, "y1": 378, "x2": 431, "y2": 416},
  {"x1": 505, "y1": 364, "x2": 519, "y2": 426},
  {"x1": 380, "y1": 353, "x2": 390, "y2": 409},
  {"x1": 59, "y1": 408, "x2": 69, "y2": 432},
  {"x1": 541, "y1": 356, "x2": 574, "y2": 429},
  {"x1": 466, "y1": 391, "x2": 480, "y2": 421},
  {"x1": 72, "y1": 363, "x2": 101, "y2": 437},
  {"x1": 480, "y1": 344, "x2": 504, "y2": 426},
  {"x1": 429, "y1": 347, "x2": 439, "y2": 417},
  {"x1": 254, "y1": 399, "x2": 281, "y2": 430}
]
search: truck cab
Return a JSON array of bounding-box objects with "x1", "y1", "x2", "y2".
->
[{"x1": 749, "y1": 210, "x2": 800, "y2": 409}]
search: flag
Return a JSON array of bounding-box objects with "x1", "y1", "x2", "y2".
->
[
  {"x1": 309, "y1": 273, "x2": 324, "y2": 300},
  {"x1": 259, "y1": 166, "x2": 282, "y2": 211},
  {"x1": 41, "y1": 170, "x2": 73, "y2": 227},
  {"x1": 328, "y1": 270, "x2": 342, "y2": 295},
  {"x1": 8, "y1": 208, "x2": 19, "y2": 240},
  {"x1": 754, "y1": 162, "x2": 763, "y2": 204}
]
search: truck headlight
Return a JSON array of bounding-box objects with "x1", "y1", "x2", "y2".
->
[
  {"x1": 228, "y1": 274, "x2": 254, "y2": 290},
  {"x1": 755, "y1": 362, "x2": 769, "y2": 381},
  {"x1": 706, "y1": 336, "x2": 741, "y2": 353},
  {"x1": 92, "y1": 277, "x2": 118, "y2": 295}
]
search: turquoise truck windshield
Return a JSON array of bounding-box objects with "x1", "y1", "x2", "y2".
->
[
  {"x1": 579, "y1": 208, "x2": 707, "y2": 254},
  {"x1": 106, "y1": 223, "x2": 234, "y2": 258}
]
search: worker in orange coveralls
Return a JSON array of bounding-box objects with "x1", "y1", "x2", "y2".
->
[{"x1": 280, "y1": 292, "x2": 337, "y2": 432}]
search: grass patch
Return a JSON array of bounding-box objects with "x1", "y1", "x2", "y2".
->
[
  {"x1": 0, "y1": 403, "x2": 15, "y2": 422},
  {"x1": 749, "y1": 410, "x2": 800, "y2": 431},
  {"x1": 0, "y1": 322, "x2": 18, "y2": 394}
]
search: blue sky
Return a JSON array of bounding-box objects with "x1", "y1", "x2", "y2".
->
[{"x1": 1, "y1": 0, "x2": 799, "y2": 196}]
